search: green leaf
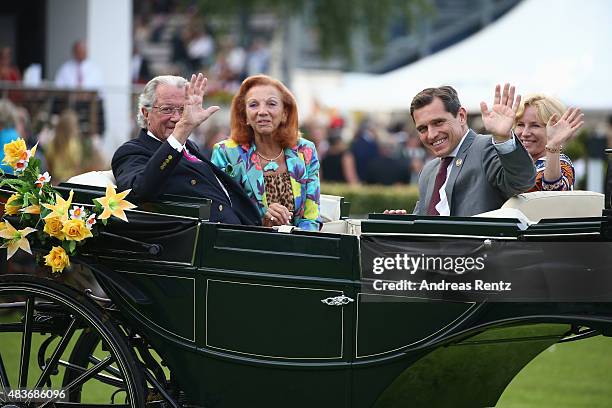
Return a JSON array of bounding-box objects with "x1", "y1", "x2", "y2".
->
[
  {"x1": 69, "y1": 240, "x2": 76, "y2": 254},
  {"x1": 0, "y1": 178, "x2": 28, "y2": 190},
  {"x1": 29, "y1": 157, "x2": 41, "y2": 170},
  {"x1": 40, "y1": 207, "x2": 51, "y2": 219}
]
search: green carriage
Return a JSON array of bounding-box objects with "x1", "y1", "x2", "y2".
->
[{"x1": 1, "y1": 175, "x2": 611, "y2": 407}]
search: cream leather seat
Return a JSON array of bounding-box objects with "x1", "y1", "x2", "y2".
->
[
  {"x1": 66, "y1": 170, "x2": 116, "y2": 188},
  {"x1": 476, "y1": 190, "x2": 605, "y2": 224},
  {"x1": 320, "y1": 194, "x2": 352, "y2": 233},
  {"x1": 320, "y1": 194, "x2": 343, "y2": 223}
]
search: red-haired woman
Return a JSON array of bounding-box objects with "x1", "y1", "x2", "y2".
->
[{"x1": 211, "y1": 75, "x2": 321, "y2": 230}]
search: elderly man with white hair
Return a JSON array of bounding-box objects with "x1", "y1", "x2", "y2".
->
[{"x1": 112, "y1": 73, "x2": 261, "y2": 225}]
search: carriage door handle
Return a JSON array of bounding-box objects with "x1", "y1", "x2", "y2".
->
[{"x1": 321, "y1": 295, "x2": 354, "y2": 306}]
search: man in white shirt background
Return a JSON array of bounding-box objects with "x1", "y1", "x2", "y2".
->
[
  {"x1": 55, "y1": 40, "x2": 103, "y2": 89},
  {"x1": 53, "y1": 39, "x2": 106, "y2": 137}
]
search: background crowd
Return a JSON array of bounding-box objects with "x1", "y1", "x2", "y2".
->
[{"x1": 0, "y1": 0, "x2": 611, "y2": 194}]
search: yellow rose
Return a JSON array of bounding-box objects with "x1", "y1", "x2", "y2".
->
[
  {"x1": 61, "y1": 219, "x2": 93, "y2": 241},
  {"x1": 4, "y1": 193, "x2": 22, "y2": 216},
  {"x1": 44, "y1": 246, "x2": 70, "y2": 274},
  {"x1": 3, "y1": 138, "x2": 27, "y2": 167},
  {"x1": 44, "y1": 217, "x2": 65, "y2": 240}
]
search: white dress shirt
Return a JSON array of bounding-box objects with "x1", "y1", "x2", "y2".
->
[
  {"x1": 435, "y1": 131, "x2": 517, "y2": 216},
  {"x1": 54, "y1": 59, "x2": 103, "y2": 89}
]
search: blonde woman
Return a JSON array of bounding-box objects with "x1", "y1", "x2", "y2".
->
[
  {"x1": 514, "y1": 95, "x2": 583, "y2": 191},
  {"x1": 45, "y1": 109, "x2": 83, "y2": 183}
]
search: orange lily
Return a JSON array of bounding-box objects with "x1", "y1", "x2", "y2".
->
[
  {"x1": 96, "y1": 184, "x2": 136, "y2": 222},
  {"x1": 0, "y1": 220, "x2": 37, "y2": 259},
  {"x1": 42, "y1": 190, "x2": 74, "y2": 222},
  {"x1": 22, "y1": 204, "x2": 41, "y2": 215}
]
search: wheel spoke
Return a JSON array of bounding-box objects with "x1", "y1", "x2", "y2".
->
[
  {"x1": 18, "y1": 296, "x2": 35, "y2": 388},
  {"x1": 62, "y1": 355, "x2": 115, "y2": 394},
  {"x1": 34, "y1": 316, "x2": 79, "y2": 389},
  {"x1": 40, "y1": 355, "x2": 114, "y2": 408},
  {"x1": 0, "y1": 350, "x2": 11, "y2": 391},
  {"x1": 88, "y1": 354, "x2": 122, "y2": 378},
  {"x1": 58, "y1": 359, "x2": 125, "y2": 388}
]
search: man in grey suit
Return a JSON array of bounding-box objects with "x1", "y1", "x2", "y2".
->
[{"x1": 388, "y1": 84, "x2": 535, "y2": 217}]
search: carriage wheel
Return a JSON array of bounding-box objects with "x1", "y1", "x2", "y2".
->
[{"x1": 0, "y1": 274, "x2": 146, "y2": 407}]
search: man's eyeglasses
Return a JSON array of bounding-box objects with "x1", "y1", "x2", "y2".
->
[{"x1": 152, "y1": 106, "x2": 184, "y2": 115}]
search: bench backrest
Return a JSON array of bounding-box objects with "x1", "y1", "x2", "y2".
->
[
  {"x1": 66, "y1": 170, "x2": 116, "y2": 188},
  {"x1": 477, "y1": 190, "x2": 604, "y2": 223}
]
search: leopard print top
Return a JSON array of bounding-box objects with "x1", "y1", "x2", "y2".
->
[{"x1": 264, "y1": 171, "x2": 295, "y2": 214}]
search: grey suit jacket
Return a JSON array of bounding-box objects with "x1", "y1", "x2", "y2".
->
[{"x1": 414, "y1": 130, "x2": 536, "y2": 217}]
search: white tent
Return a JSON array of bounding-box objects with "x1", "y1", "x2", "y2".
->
[{"x1": 313, "y1": 0, "x2": 612, "y2": 113}]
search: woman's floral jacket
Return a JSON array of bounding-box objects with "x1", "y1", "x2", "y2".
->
[{"x1": 211, "y1": 137, "x2": 321, "y2": 230}]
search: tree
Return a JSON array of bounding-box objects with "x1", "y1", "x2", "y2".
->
[{"x1": 194, "y1": 0, "x2": 431, "y2": 60}]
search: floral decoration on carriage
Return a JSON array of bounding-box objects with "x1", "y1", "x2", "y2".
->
[{"x1": 0, "y1": 138, "x2": 135, "y2": 273}]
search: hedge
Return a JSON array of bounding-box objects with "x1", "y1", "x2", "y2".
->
[{"x1": 321, "y1": 183, "x2": 419, "y2": 216}]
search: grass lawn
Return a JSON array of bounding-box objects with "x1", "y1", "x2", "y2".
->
[
  {"x1": 2, "y1": 313, "x2": 612, "y2": 406},
  {"x1": 497, "y1": 335, "x2": 612, "y2": 407}
]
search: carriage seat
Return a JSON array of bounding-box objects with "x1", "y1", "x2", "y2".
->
[
  {"x1": 320, "y1": 194, "x2": 343, "y2": 223},
  {"x1": 476, "y1": 190, "x2": 605, "y2": 223},
  {"x1": 319, "y1": 194, "x2": 362, "y2": 234},
  {"x1": 66, "y1": 170, "x2": 117, "y2": 188}
]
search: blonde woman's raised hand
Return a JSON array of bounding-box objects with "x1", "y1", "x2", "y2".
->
[{"x1": 546, "y1": 107, "x2": 585, "y2": 150}]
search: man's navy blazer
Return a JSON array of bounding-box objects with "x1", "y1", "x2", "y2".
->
[{"x1": 112, "y1": 129, "x2": 261, "y2": 225}]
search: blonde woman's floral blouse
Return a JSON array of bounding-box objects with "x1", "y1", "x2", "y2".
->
[{"x1": 528, "y1": 153, "x2": 575, "y2": 192}]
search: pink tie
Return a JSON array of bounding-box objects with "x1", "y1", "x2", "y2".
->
[{"x1": 182, "y1": 148, "x2": 201, "y2": 162}]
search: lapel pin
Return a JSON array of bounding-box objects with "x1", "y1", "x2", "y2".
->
[{"x1": 455, "y1": 158, "x2": 463, "y2": 167}]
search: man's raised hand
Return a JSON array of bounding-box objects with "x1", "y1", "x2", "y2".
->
[
  {"x1": 174, "y1": 73, "x2": 220, "y2": 143},
  {"x1": 480, "y1": 83, "x2": 521, "y2": 142}
]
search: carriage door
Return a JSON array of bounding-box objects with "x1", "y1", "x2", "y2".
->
[{"x1": 196, "y1": 223, "x2": 359, "y2": 408}]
